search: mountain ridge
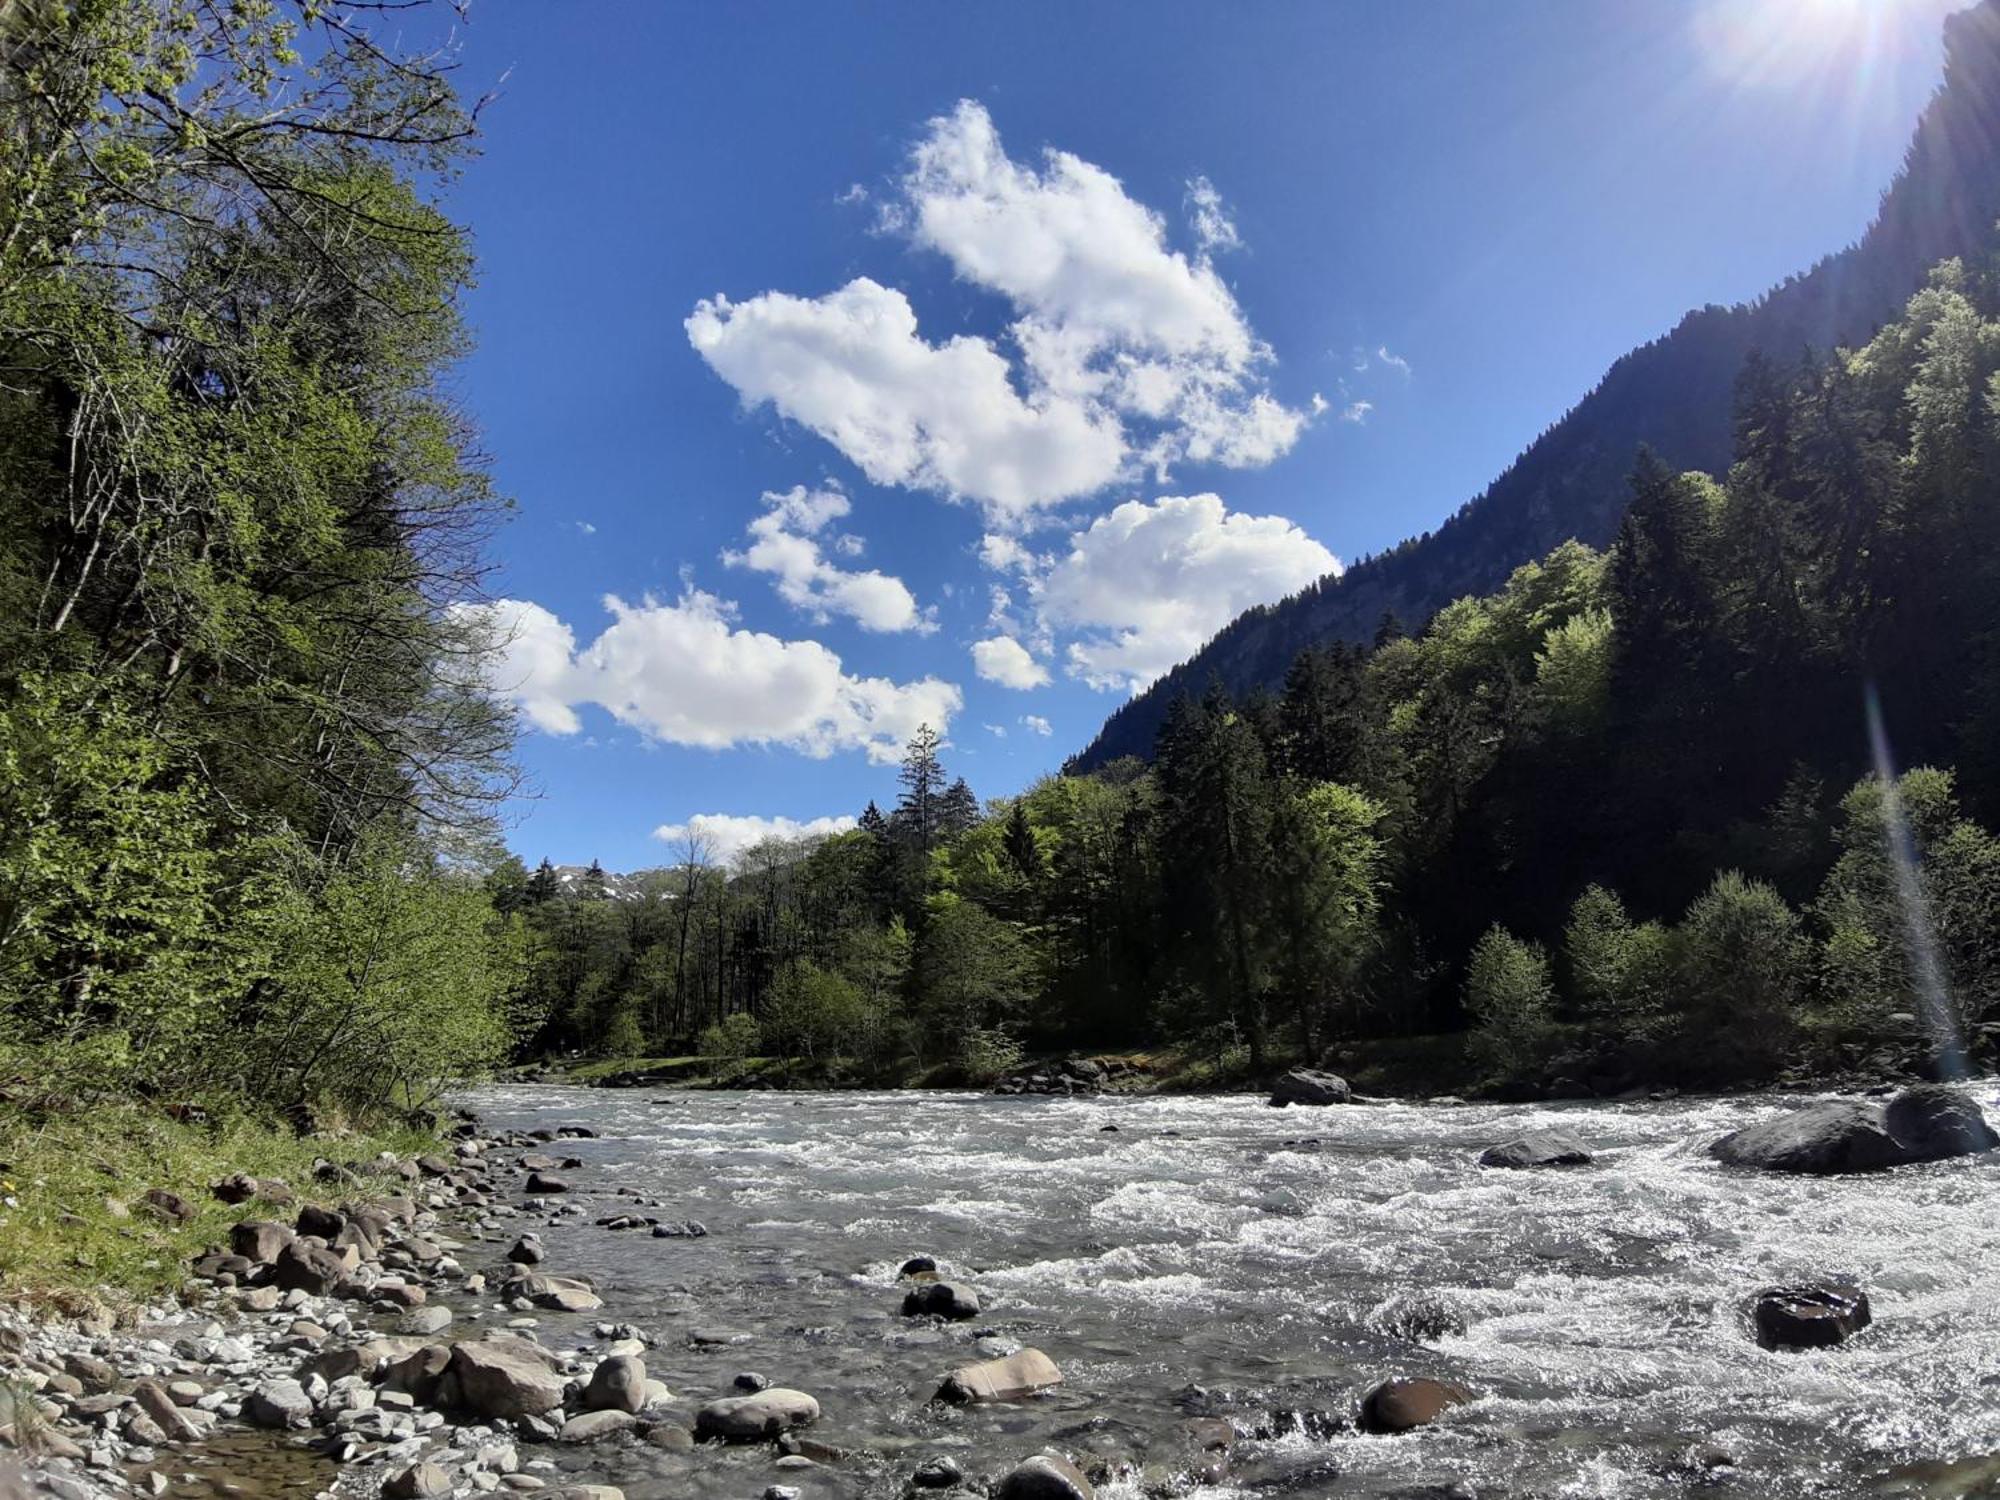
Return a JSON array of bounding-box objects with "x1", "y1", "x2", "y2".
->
[{"x1": 1070, "y1": 0, "x2": 2000, "y2": 772}]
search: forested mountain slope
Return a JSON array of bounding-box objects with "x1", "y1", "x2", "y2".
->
[{"x1": 1073, "y1": 0, "x2": 2000, "y2": 771}]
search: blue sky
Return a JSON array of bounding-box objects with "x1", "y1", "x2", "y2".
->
[{"x1": 445, "y1": 0, "x2": 1958, "y2": 870}]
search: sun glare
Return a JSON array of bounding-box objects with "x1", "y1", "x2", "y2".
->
[{"x1": 1693, "y1": 0, "x2": 1933, "y2": 90}]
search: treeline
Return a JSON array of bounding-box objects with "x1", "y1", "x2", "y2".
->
[
  {"x1": 0, "y1": 2, "x2": 525, "y2": 1122},
  {"x1": 526, "y1": 259, "x2": 2000, "y2": 1091}
]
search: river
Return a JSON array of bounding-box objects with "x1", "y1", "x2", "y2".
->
[{"x1": 463, "y1": 1082, "x2": 2000, "y2": 1499}]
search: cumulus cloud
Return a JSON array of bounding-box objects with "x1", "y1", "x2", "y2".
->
[
  {"x1": 725, "y1": 484, "x2": 930, "y2": 633},
  {"x1": 1021, "y1": 715, "x2": 1052, "y2": 736},
  {"x1": 652, "y1": 812, "x2": 857, "y2": 866},
  {"x1": 687, "y1": 279, "x2": 1123, "y2": 520},
  {"x1": 458, "y1": 590, "x2": 959, "y2": 764},
  {"x1": 1039, "y1": 494, "x2": 1339, "y2": 692},
  {"x1": 688, "y1": 102, "x2": 1309, "y2": 522},
  {"x1": 972, "y1": 634, "x2": 1051, "y2": 690}
]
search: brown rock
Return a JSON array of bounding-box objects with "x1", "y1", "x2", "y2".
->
[
  {"x1": 1357, "y1": 1377, "x2": 1473, "y2": 1434},
  {"x1": 935, "y1": 1348, "x2": 1063, "y2": 1404}
]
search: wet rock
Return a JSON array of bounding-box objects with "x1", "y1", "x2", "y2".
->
[
  {"x1": 1267, "y1": 1068, "x2": 1351, "y2": 1107},
  {"x1": 641, "y1": 1421, "x2": 695, "y2": 1452},
  {"x1": 935, "y1": 1348, "x2": 1063, "y2": 1404},
  {"x1": 1478, "y1": 1130, "x2": 1593, "y2": 1169},
  {"x1": 995, "y1": 1453, "x2": 1094, "y2": 1500},
  {"x1": 384, "y1": 1462, "x2": 453, "y2": 1499},
  {"x1": 507, "y1": 1233, "x2": 546, "y2": 1265},
  {"x1": 381, "y1": 1344, "x2": 453, "y2": 1404},
  {"x1": 132, "y1": 1380, "x2": 203, "y2": 1443},
  {"x1": 1710, "y1": 1086, "x2": 1998, "y2": 1174},
  {"x1": 912, "y1": 1456, "x2": 964, "y2": 1489},
  {"x1": 447, "y1": 1338, "x2": 569, "y2": 1420},
  {"x1": 1357, "y1": 1377, "x2": 1472, "y2": 1434},
  {"x1": 272, "y1": 1240, "x2": 347, "y2": 1295},
  {"x1": 902, "y1": 1281, "x2": 981, "y2": 1320},
  {"x1": 1752, "y1": 1284, "x2": 1872, "y2": 1351},
  {"x1": 561, "y1": 1409, "x2": 637, "y2": 1443},
  {"x1": 1882, "y1": 1084, "x2": 2000, "y2": 1163},
  {"x1": 649, "y1": 1219, "x2": 707, "y2": 1238},
  {"x1": 524, "y1": 1172, "x2": 570, "y2": 1195},
  {"x1": 898, "y1": 1256, "x2": 938, "y2": 1278},
  {"x1": 244, "y1": 1377, "x2": 313, "y2": 1430},
  {"x1": 1368, "y1": 1290, "x2": 1468, "y2": 1344},
  {"x1": 694, "y1": 1388, "x2": 820, "y2": 1441},
  {"x1": 517, "y1": 1273, "x2": 603, "y2": 1312},
  {"x1": 583, "y1": 1354, "x2": 646, "y2": 1414},
  {"x1": 733, "y1": 1372, "x2": 769, "y2": 1392}
]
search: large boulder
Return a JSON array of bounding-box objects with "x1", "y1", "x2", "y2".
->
[
  {"x1": 1751, "y1": 1284, "x2": 1872, "y2": 1351},
  {"x1": 583, "y1": 1354, "x2": 646, "y2": 1414},
  {"x1": 1882, "y1": 1084, "x2": 2000, "y2": 1162},
  {"x1": 935, "y1": 1348, "x2": 1063, "y2": 1404},
  {"x1": 1268, "y1": 1068, "x2": 1351, "y2": 1107},
  {"x1": 271, "y1": 1239, "x2": 347, "y2": 1295},
  {"x1": 1478, "y1": 1130, "x2": 1593, "y2": 1169},
  {"x1": 446, "y1": 1338, "x2": 568, "y2": 1420},
  {"x1": 995, "y1": 1454, "x2": 1094, "y2": 1500},
  {"x1": 1358, "y1": 1377, "x2": 1472, "y2": 1434},
  {"x1": 694, "y1": 1388, "x2": 820, "y2": 1441},
  {"x1": 244, "y1": 1378, "x2": 314, "y2": 1430},
  {"x1": 1710, "y1": 1087, "x2": 1998, "y2": 1175}
]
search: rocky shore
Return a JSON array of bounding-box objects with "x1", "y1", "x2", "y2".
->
[{"x1": 4, "y1": 1079, "x2": 1997, "y2": 1500}]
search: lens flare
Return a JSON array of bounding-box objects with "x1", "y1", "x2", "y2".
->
[{"x1": 1863, "y1": 683, "x2": 1966, "y2": 1080}]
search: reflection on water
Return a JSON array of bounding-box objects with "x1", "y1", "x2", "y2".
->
[{"x1": 461, "y1": 1083, "x2": 2000, "y2": 1499}]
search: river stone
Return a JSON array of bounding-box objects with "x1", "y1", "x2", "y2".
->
[
  {"x1": 1357, "y1": 1377, "x2": 1473, "y2": 1434},
  {"x1": 296, "y1": 1204, "x2": 346, "y2": 1239},
  {"x1": 935, "y1": 1348, "x2": 1063, "y2": 1404},
  {"x1": 912, "y1": 1457, "x2": 964, "y2": 1489},
  {"x1": 384, "y1": 1462, "x2": 453, "y2": 1499},
  {"x1": 133, "y1": 1380, "x2": 203, "y2": 1443},
  {"x1": 245, "y1": 1378, "x2": 314, "y2": 1429},
  {"x1": 520, "y1": 1273, "x2": 603, "y2": 1312},
  {"x1": 1711, "y1": 1087, "x2": 1998, "y2": 1174},
  {"x1": 272, "y1": 1239, "x2": 347, "y2": 1294},
  {"x1": 1752, "y1": 1284, "x2": 1873, "y2": 1351},
  {"x1": 447, "y1": 1338, "x2": 568, "y2": 1419},
  {"x1": 561, "y1": 1409, "x2": 637, "y2": 1443},
  {"x1": 583, "y1": 1354, "x2": 646, "y2": 1414},
  {"x1": 1268, "y1": 1068, "x2": 1351, "y2": 1107},
  {"x1": 694, "y1": 1388, "x2": 820, "y2": 1441},
  {"x1": 381, "y1": 1344, "x2": 453, "y2": 1402},
  {"x1": 507, "y1": 1234, "x2": 546, "y2": 1265},
  {"x1": 1881, "y1": 1084, "x2": 2000, "y2": 1162},
  {"x1": 229, "y1": 1218, "x2": 295, "y2": 1265},
  {"x1": 1479, "y1": 1130, "x2": 1593, "y2": 1168},
  {"x1": 899, "y1": 1256, "x2": 938, "y2": 1278},
  {"x1": 398, "y1": 1305, "x2": 454, "y2": 1336},
  {"x1": 524, "y1": 1172, "x2": 569, "y2": 1194},
  {"x1": 642, "y1": 1421, "x2": 695, "y2": 1452},
  {"x1": 903, "y1": 1281, "x2": 982, "y2": 1320},
  {"x1": 995, "y1": 1454, "x2": 1094, "y2": 1500}
]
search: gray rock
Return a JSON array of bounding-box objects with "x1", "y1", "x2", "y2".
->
[
  {"x1": 935, "y1": 1348, "x2": 1063, "y2": 1404},
  {"x1": 272, "y1": 1240, "x2": 347, "y2": 1295},
  {"x1": 447, "y1": 1339, "x2": 568, "y2": 1420},
  {"x1": 1752, "y1": 1284, "x2": 1873, "y2": 1350},
  {"x1": 995, "y1": 1454, "x2": 1094, "y2": 1500},
  {"x1": 1478, "y1": 1130, "x2": 1593, "y2": 1169},
  {"x1": 560, "y1": 1408, "x2": 637, "y2": 1443},
  {"x1": 902, "y1": 1281, "x2": 981, "y2": 1320},
  {"x1": 583, "y1": 1354, "x2": 645, "y2": 1414},
  {"x1": 1710, "y1": 1086, "x2": 1998, "y2": 1174},
  {"x1": 384, "y1": 1462, "x2": 454, "y2": 1499},
  {"x1": 398, "y1": 1305, "x2": 454, "y2": 1336},
  {"x1": 244, "y1": 1378, "x2": 313, "y2": 1430},
  {"x1": 1882, "y1": 1084, "x2": 2000, "y2": 1162},
  {"x1": 228, "y1": 1219, "x2": 295, "y2": 1265},
  {"x1": 693, "y1": 1388, "x2": 820, "y2": 1441},
  {"x1": 1267, "y1": 1068, "x2": 1351, "y2": 1107}
]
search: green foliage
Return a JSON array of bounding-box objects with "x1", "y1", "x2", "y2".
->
[
  {"x1": 698, "y1": 1011, "x2": 763, "y2": 1060},
  {"x1": 1463, "y1": 926, "x2": 1558, "y2": 1079},
  {"x1": 1676, "y1": 871, "x2": 1805, "y2": 1079}
]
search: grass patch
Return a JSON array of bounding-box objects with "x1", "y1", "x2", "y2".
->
[{"x1": 0, "y1": 1096, "x2": 434, "y2": 1315}]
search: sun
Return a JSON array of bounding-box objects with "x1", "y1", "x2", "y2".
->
[{"x1": 1692, "y1": 0, "x2": 1935, "y2": 91}]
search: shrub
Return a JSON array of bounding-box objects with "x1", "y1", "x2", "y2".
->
[{"x1": 1463, "y1": 925, "x2": 1558, "y2": 1080}]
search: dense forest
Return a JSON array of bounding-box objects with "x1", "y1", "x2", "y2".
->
[
  {"x1": 0, "y1": 1, "x2": 525, "y2": 1123},
  {"x1": 518, "y1": 258, "x2": 2000, "y2": 1093},
  {"x1": 1073, "y1": 0, "x2": 2000, "y2": 771},
  {"x1": 7, "y1": 0, "x2": 2000, "y2": 1127}
]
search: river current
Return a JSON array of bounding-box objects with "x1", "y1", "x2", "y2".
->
[{"x1": 463, "y1": 1082, "x2": 2000, "y2": 1499}]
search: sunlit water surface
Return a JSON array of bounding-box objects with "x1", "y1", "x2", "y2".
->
[{"x1": 461, "y1": 1083, "x2": 2000, "y2": 1499}]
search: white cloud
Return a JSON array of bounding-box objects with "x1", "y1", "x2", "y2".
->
[
  {"x1": 652, "y1": 812, "x2": 857, "y2": 866},
  {"x1": 724, "y1": 484, "x2": 930, "y2": 633},
  {"x1": 1039, "y1": 493, "x2": 1339, "y2": 692},
  {"x1": 687, "y1": 278, "x2": 1123, "y2": 521},
  {"x1": 1185, "y1": 175, "x2": 1240, "y2": 255},
  {"x1": 688, "y1": 102, "x2": 1309, "y2": 523},
  {"x1": 1021, "y1": 715, "x2": 1052, "y2": 736},
  {"x1": 1376, "y1": 346, "x2": 1411, "y2": 377},
  {"x1": 1340, "y1": 400, "x2": 1373, "y2": 424},
  {"x1": 574, "y1": 521, "x2": 597, "y2": 536},
  {"x1": 985, "y1": 723, "x2": 1007, "y2": 737},
  {"x1": 972, "y1": 633, "x2": 1051, "y2": 690},
  {"x1": 458, "y1": 590, "x2": 960, "y2": 764}
]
